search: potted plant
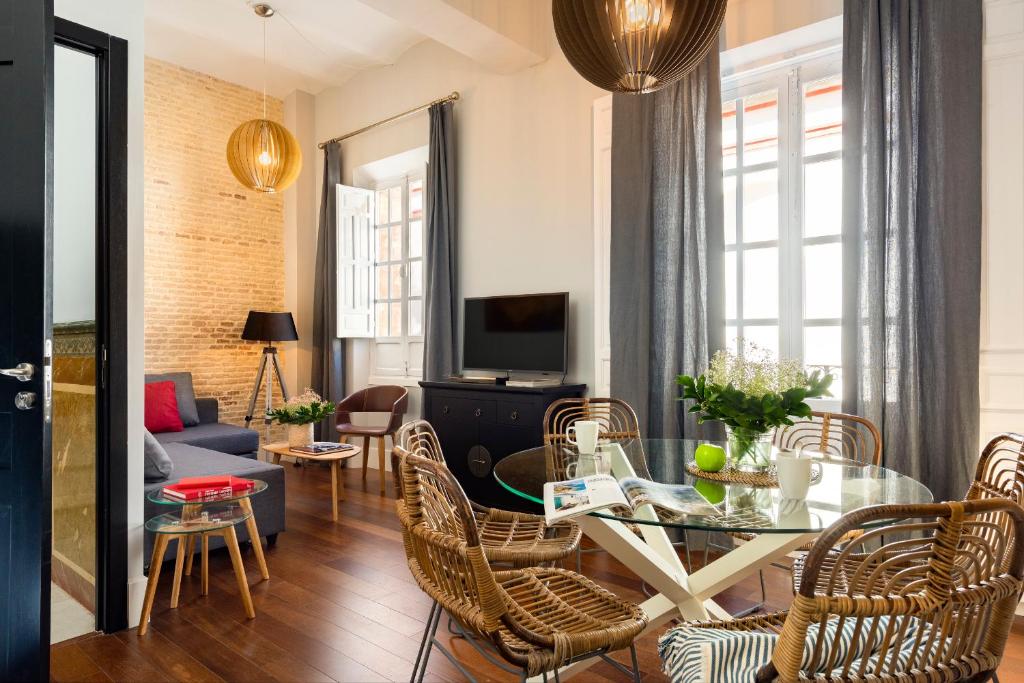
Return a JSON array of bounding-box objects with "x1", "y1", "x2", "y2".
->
[
  {"x1": 676, "y1": 344, "x2": 833, "y2": 471},
  {"x1": 269, "y1": 388, "x2": 336, "y2": 449}
]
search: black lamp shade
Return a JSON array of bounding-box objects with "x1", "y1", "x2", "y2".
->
[{"x1": 241, "y1": 311, "x2": 299, "y2": 343}]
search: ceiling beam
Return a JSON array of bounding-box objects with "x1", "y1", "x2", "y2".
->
[{"x1": 356, "y1": 0, "x2": 546, "y2": 73}]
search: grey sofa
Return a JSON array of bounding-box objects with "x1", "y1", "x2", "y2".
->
[{"x1": 143, "y1": 396, "x2": 285, "y2": 564}]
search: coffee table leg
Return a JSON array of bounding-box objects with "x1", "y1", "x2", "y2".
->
[
  {"x1": 224, "y1": 525, "x2": 256, "y2": 619},
  {"x1": 170, "y1": 536, "x2": 187, "y2": 609},
  {"x1": 138, "y1": 534, "x2": 170, "y2": 636},
  {"x1": 201, "y1": 533, "x2": 209, "y2": 596},
  {"x1": 184, "y1": 535, "x2": 196, "y2": 576},
  {"x1": 239, "y1": 497, "x2": 269, "y2": 580},
  {"x1": 330, "y1": 460, "x2": 340, "y2": 521},
  {"x1": 272, "y1": 452, "x2": 281, "y2": 466}
]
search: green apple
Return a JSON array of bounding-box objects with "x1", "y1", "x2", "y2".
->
[
  {"x1": 695, "y1": 480, "x2": 726, "y2": 505},
  {"x1": 694, "y1": 443, "x2": 727, "y2": 472}
]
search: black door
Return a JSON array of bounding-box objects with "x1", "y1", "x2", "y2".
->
[{"x1": 0, "y1": 0, "x2": 54, "y2": 680}]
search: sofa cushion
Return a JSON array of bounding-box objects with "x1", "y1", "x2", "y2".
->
[
  {"x1": 154, "y1": 422, "x2": 259, "y2": 456},
  {"x1": 143, "y1": 428, "x2": 174, "y2": 482},
  {"x1": 145, "y1": 381, "x2": 183, "y2": 434},
  {"x1": 146, "y1": 372, "x2": 200, "y2": 427}
]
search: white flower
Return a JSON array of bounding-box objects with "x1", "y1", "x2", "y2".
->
[{"x1": 706, "y1": 341, "x2": 807, "y2": 397}]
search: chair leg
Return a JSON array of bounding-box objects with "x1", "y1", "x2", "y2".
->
[
  {"x1": 378, "y1": 435, "x2": 387, "y2": 495},
  {"x1": 411, "y1": 600, "x2": 442, "y2": 683},
  {"x1": 630, "y1": 643, "x2": 641, "y2": 683},
  {"x1": 362, "y1": 436, "x2": 370, "y2": 479}
]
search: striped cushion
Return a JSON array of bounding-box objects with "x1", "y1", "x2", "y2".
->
[{"x1": 659, "y1": 616, "x2": 931, "y2": 682}]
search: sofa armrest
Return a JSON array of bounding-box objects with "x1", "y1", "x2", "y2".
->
[{"x1": 195, "y1": 398, "x2": 219, "y2": 424}]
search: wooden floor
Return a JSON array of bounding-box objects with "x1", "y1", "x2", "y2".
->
[{"x1": 52, "y1": 463, "x2": 1024, "y2": 682}]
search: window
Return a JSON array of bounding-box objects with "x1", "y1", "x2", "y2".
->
[
  {"x1": 722, "y1": 55, "x2": 843, "y2": 399},
  {"x1": 371, "y1": 174, "x2": 425, "y2": 380}
]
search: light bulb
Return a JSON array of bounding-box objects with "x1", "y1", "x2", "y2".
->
[
  {"x1": 622, "y1": 0, "x2": 658, "y2": 33},
  {"x1": 258, "y1": 150, "x2": 272, "y2": 166}
]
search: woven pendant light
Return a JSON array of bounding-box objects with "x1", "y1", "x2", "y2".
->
[
  {"x1": 553, "y1": 0, "x2": 728, "y2": 94},
  {"x1": 226, "y1": 3, "x2": 302, "y2": 193}
]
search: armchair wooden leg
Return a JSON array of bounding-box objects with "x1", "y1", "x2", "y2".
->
[
  {"x1": 361, "y1": 436, "x2": 370, "y2": 479},
  {"x1": 377, "y1": 436, "x2": 386, "y2": 495}
]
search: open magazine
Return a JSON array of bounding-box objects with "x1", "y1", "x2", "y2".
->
[{"x1": 543, "y1": 474, "x2": 722, "y2": 524}]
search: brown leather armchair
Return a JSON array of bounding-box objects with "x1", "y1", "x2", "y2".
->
[{"x1": 335, "y1": 385, "x2": 409, "y2": 495}]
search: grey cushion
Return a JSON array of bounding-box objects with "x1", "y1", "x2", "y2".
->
[
  {"x1": 143, "y1": 443, "x2": 286, "y2": 564},
  {"x1": 153, "y1": 422, "x2": 259, "y2": 456},
  {"x1": 143, "y1": 428, "x2": 174, "y2": 482},
  {"x1": 145, "y1": 372, "x2": 200, "y2": 427}
]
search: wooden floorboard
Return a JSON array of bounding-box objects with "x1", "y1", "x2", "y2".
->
[{"x1": 52, "y1": 464, "x2": 1024, "y2": 682}]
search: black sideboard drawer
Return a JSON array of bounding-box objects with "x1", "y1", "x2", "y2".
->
[
  {"x1": 432, "y1": 395, "x2": 495, "y2": 423},
  {"x1": 496, "y1": 399, "x2": 536, "y2": 427}
]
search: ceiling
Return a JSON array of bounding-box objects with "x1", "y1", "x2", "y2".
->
[{"x1": 144, "y1": 0, "x2": 546, "y2": 97}]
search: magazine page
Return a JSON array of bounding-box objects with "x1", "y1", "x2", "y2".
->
[
  {"x1": 619, "y1": 477, "x2": 722, "y2": 519},
  {"x1": 543, "y1": 475, "x2": 630, "y2": 523}
]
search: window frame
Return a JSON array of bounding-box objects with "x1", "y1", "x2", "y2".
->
[
  {"x1": 722, "y1": 49, "x2": 842, "y2": 409},
  {"x1": 368, "y1": 171, "x2": 425, "y2": 383}
]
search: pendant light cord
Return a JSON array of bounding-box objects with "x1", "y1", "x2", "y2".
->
[{"x1": 262, "y1": 17, "x2": 267, "y2": 119}]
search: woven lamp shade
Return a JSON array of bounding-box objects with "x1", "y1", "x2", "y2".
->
[
  {"x1": 226, "y1": 118, "x2": 302, "y2": 193},
  {"x1": 553, "y1": 0, "x2": 727, "y2": 94}
]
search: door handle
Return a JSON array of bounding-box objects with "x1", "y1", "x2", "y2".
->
[{"x1": 0, "y1": 362, "x2": 34, "y2": 382}]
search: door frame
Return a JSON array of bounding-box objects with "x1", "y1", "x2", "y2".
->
[{"x1": 53, "y1": 17, "x2": 129, "y2": 634}]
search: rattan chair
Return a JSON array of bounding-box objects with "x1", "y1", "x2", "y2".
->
[
  {"x1": 667, "y1": 498, "x2": 1024, "y2": 683},
  {"x1": 543, "y1": 397, "x2": 647, "y2": 481},
  {"x1": 394, "y1": 419, "x2": 581, "y2": 567},
  {"x1": 794, "y1": 432, "x2": 1024, "y2": 596},
  {"x1": 397, "y1": 450, "x2": 648, "y2": 682},
  {"x1": 706, "y1": 411, "x2": 882, "y2": 613}
]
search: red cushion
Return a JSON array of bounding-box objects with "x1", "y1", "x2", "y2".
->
[{"x1": 145, "y1": 381, "x2": 183, "y2": 433}]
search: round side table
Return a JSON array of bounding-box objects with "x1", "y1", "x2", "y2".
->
[
  {"x1": 139, "y1": 480, "x2": 269, "y2": 636},
  {"x1": 261, "y1": 442, "x2": 359, "y2": 521}
]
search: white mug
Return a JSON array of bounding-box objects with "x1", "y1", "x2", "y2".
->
[
  {"x1": 567, "y1": 420, "x2": 600, "y2": 455},
  {"x1": 776, "y1": 451, "x2": 822, "y2": 500}
]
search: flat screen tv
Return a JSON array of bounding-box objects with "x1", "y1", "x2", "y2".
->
[{"x1": 462, "y1": 293, "x2": 568, "y2": 374}]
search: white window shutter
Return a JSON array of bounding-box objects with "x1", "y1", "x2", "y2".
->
[{"x1": 336, "y1": 184, "x2": 375, "y2": 338}]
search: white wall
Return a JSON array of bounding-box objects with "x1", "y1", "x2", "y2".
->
[
  {"x1": 54, "y1": 0, "x2": 146, "y2": 626},
  {"x1": 311, "y1": 27, "x2": 604, "y2": 442}
]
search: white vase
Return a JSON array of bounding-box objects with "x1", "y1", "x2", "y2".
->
[{"x1": 287, "y1": 423, "x2": 315, "y2": 449}]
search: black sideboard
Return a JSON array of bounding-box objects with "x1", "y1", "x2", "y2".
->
[{"x1": 419, "y1": 380, "x2": 586, "y2": 511}]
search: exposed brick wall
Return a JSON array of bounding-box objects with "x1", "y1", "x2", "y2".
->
[{"x1": 144, "y1": 58, "x2": 288, "y2": 426}]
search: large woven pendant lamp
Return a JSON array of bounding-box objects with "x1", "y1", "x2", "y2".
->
[
  {"x1": 553, "y1": 0, "x2": 728, "y2": 94},
  {"x1": 226, "y1": 3, "x2": 301, "y2": 193}
]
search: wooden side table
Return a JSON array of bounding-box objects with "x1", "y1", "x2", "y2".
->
[
  {"x1": 139, "y1": 481, "x2": 270, "y2": 636},
  {"x1": 262, "y1": 442, "x2": 360, "y2": 521}
]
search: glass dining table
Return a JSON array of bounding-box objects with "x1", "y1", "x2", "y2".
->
[{"x1": 493, "y1": 438, "x2": 933, "y2": 681}]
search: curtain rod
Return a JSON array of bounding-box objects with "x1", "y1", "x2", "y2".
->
[{"x1": 317, "y1": 91, "x2": 460, "y2": 149}]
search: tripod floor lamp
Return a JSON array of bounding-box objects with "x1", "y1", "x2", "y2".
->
[{"x1": 242, "y1": 310, "x2": 299, "y2": 429}]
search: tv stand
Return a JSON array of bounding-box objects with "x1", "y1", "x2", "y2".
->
[{"x1": 419, "y1": 380, "x2": 586, "y2": 510}]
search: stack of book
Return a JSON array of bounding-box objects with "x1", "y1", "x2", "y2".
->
[
  {"x1": 290, "y1": 442, "x2": 354, "y2": 455},
  {"x1": 162, "y1": 475, "x2": 255, "y2": 502}
]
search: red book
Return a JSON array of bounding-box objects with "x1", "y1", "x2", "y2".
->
[{"x1": 163, "y1": 476, "x2": 255, "y2": 501}]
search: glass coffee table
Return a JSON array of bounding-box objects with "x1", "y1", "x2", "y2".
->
[
  {"x1": 139, "y1": 480, "x2": 269, "y2": 636},
  {"x1": 494, "y1": 440, "x2": 933, "y2": 681}
]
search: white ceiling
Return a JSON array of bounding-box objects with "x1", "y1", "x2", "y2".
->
[
  {"x1": 144, "y1": 0, "x2": 425, "y2": 96},
  {"x1": 144, "y1": 0, "x2": 546, "y2": 97}
]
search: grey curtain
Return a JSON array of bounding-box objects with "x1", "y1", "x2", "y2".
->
[
  {"x1": 423, "y1": 101, "x2": 458, "y2": 381},
  {"x1": 312, "y1": 142, "x2": 345, "y2": 438},
  {"x1": 842, "y1": 1, "x2": 982, "y2": 502},
  {"x1": 610, "y1": 49, "x2": 725, "y2": 438}
]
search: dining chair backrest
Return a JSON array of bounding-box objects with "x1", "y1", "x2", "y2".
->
[
  {"x1": 395, "y1": 448, "x2": 507, "y2": 635},
  {"x1": 543, "y1": 397, "x2": 643, "y2": 480},
  {"x1": 335, "y1": 385, "x2": 409, "y2": 433},
  {"x1": 393, "y1": 419, "x2": 445, "y2": 500},
  {"x1": 965, "y1": 433, "x2": 1024, "y2": 572},
  {"x1": 767, "y1": 498, "x2": 1024, "y2": 681},
  {"x1": 773, "y1": 411, "x2": 881, "y2": 466}
]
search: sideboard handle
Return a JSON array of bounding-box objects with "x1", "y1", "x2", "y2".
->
[
  {"x1": 442, "y1": 405, "x2": 450, "y2": 415},
  {"x1": 474, "y1": 408, "x2": 482, "y2": 418},
  {"x1": 510, "y1": 410, "x2": 519, "y2": 421}
]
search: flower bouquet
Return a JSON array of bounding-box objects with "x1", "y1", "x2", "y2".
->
[
  {"x1": 268, "y1": 388, "x2": 336, "y2": 448},
  {"x1": 677, "y1": 344, "x2": 833, "y2": 471}
]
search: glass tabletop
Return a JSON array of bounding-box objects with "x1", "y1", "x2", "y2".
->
[
  {"x1": 145, "y1": 504, "x2": 251, "y2": 534},
  {"x1": 493, "y1": 439, "x2": 933, "y2": 534},
  {"x1": 147, "y1": 479, "x2": 268, "y2": 506}
]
